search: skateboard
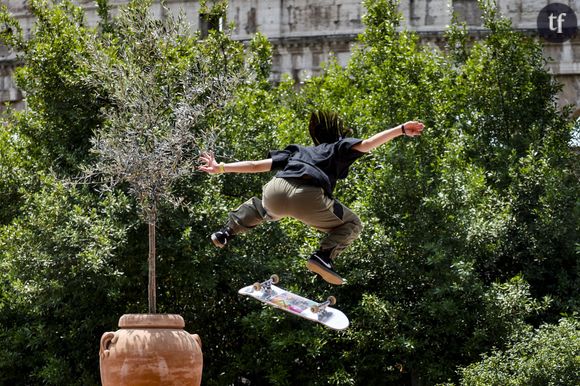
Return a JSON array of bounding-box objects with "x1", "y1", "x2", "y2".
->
[{"x1": 238, "y1": 275, "x2": 349, "y2": 330}]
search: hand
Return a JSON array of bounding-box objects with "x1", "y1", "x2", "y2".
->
[
  {"x1": 198, "y1": 151, "x2": 221, "y2": 174},
  {"x1": 403, "y1": 121, "x2": 425, "y2": 137}
]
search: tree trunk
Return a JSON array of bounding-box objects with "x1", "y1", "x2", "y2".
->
[
  {"x1": 148, "y1": 205, "x2": 157, "y2": 314},
  {"x1": 411, "y1": 369, "x2": 422, "y2": 386}
]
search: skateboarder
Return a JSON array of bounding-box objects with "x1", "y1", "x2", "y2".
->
[{"x1": 199, "y1": 111, "x2": 424, "y2": 285}]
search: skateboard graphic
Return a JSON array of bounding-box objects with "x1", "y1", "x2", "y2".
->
[{"x1": 238, "y1": 275, "x2": 349, "y2": 330}]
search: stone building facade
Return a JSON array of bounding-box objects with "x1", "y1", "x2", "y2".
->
[{"x1": 1, "y1": 0, "x2": 579, "y2": 117}]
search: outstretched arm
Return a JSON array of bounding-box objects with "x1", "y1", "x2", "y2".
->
[
  {"x1": 198, "y1": 152, "x2": 272, "y2": 174},
  {"x1": 352, "y1": 121, "x2": 425, "y2": 153}
]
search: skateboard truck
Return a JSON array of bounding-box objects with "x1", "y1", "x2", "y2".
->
[
  {"x1": 310, "y1": 296, "x2": 336, "y2": 316},
  {"x1": 252, "y1": 274, "x2": 280, "y2": 297}
]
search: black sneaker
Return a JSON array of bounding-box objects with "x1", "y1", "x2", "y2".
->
[
  {"x1": 306, "y1": 250, "x2": 344, "y2": 285},
  {"x1": 211, "y1": 226, "x2": 235, "y2": 248}
]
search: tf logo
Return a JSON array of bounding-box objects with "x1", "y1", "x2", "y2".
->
[{"x1": 537, "y1": 3, "x2": 578, "y2": 43}]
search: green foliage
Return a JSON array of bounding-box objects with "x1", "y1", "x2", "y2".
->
[
  {"x1": 247, "y1": 32, "x2": 273, "y2": 83},
  {"x1": 460, "y1": 317, "x2": 580, "y2": 386},
  {"x1": 0, "y1": 176, "x2": 133, "y2": 385},
  {"x1": 0, "y1": 0, "x2": 577, "y2": 384},
  {"x1": 203, "y1": 0, "x2": 577, "y2": 383},
  {"x1": 0, "y1": 114, "x2": 34, "y2": 224},
  {"x1": 0, "y1": 0, "x2": 104, "y2": 173}
]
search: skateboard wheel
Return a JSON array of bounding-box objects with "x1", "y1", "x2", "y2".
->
[
  {"x1": 270, "y1": 274, "x2": 279, "y2": 284},
  {"x1": 311, "y1": 305, "x2": 320, "y2": 313},
  {"x1": 327, "y1": 296, "x2": 336, "y2": 306},
  {"x1": 253, "y1": 282, "x2": 262, "y2": 291}
]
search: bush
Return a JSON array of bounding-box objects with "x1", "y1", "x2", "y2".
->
[{"x1": 460, "y1": 317, "x2": 580, "y2": 386}]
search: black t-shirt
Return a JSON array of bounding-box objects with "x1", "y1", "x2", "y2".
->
[{"x1": 268, "y1": 137, "x2": 365, "y2": 197}]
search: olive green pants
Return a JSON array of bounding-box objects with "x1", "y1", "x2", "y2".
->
[{"x1": 227, "y1": 177, "x2": 363, "y2": 259}]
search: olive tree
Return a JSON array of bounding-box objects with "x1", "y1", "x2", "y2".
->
[{"x1": 80, "y1": 0, "x2": 251, "y2": 313}]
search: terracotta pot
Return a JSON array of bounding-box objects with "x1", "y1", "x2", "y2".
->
[{"x1": 99, "y1": 314, "x2": 202, "y2": 386}]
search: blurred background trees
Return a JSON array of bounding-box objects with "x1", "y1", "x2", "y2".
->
[{"x1": 0, "y1": 0, "x2": 577, "y2": 385}]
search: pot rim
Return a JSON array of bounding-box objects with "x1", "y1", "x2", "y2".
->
[{"x1": 118, "y1": 314, "x2": 185, "y2": 329}]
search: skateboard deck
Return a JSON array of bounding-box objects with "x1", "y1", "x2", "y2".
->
[{"x1": 238, "y1": 275, "x2": 349, "y2": 330}]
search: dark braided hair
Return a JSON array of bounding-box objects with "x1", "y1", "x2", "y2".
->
[{"x1": 308, "y1": 111, "x2": 353, "y2": 145}]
